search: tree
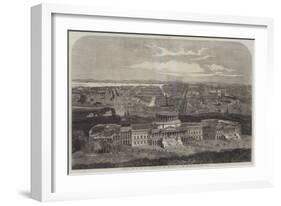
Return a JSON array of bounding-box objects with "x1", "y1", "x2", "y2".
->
[
  {"x1": 78, "y1": 94, "x2": 87, "y2": 104},
  {"x1": 91, "y1": 142, "x2": 102, "y2": 153},
  {"x1": 72, "y1": 130, "x2": 87, "y2": 153}
]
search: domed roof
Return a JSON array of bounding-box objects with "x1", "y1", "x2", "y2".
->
[{"x1": 156, "y1": 111, "x2": 178, "y2": 116}]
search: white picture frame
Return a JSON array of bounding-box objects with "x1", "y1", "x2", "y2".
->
[{"x1": 31, "y1": 3, "x2": 274, "y2": 202}]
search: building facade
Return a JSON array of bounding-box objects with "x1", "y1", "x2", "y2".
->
[
  {"x1": 181, "y1": 122, "x2": 203, "y2": 144},
  {"x1": 131, "y1": 124, "x2": 151, "y2": 147},
  {"x1": 120, "y1": 126, "x2": 132, "y2": 145},
  {"x1": 88, "y1": 113, "x2": 241, "y2": 149}
]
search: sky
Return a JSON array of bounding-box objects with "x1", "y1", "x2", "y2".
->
[{"x1": 69, "y1": 31, "x2": 253, "y2": 85}]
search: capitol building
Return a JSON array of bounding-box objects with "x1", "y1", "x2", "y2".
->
[{"x1": 88, "y1": 106, "x2": 241, "y2": 149}]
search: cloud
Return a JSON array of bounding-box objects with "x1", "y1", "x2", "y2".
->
[
  {"x1": 185, "y1": 73, "x2": 241, "y2": 77},
  {"x1": 207, "y1": 64, "x2": 235, "y2": 72},
  {"x1": 128, "y1": 61, "x2": 241, "y2": 78},
  {"x1": 191, "y1": 55, "x2": 215, "y2": 61},
  {"x1": 129, "y1": 61, "x2": 204, "y2": 76},
  {"x1": 204, "y1": 64, "x2": 241, "y2": 77},
  {"x1": 146, "y1": 44, "x2": 208, "y2": 57},
  {"x1": 187, "y1": 73, "x2": 215, "y2": 77},
  {"x1": 217, "y1": 74, "x2": 242, "y2": 77}
]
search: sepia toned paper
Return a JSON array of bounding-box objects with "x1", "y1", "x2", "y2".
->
[{"x1": 68, "y1": 30, "x2": 253, "y2": 173}]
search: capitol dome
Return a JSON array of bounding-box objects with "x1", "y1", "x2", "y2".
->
[{"x1": 154, "y1": 110, "x2": 181, "y2": 129}]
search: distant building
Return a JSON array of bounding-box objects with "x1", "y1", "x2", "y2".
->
[
  {"x1": 181, "y1": 122, "x2": 203, "y2": 144},
  {"x1": 215, "y1": 120, "x2": 241, "y2": 140},
  {"x1": 88, "y1": 124, "x2": 120, "y2": 146},
  {"x1": 150, "y1": 128, "x2": 165, "y2": 146},
  {"x1": 131, "y1": 124, "x2": 151, "y2": 147},
  {"x1": 201, "y1": 119, "x2": 241, "y2": 140},
  {"x1": 201, "y1": 119, "x2": 218, "y2": 140},
  {"x1": 120, "y1": 126, "x2": 132, "y2": 145}
]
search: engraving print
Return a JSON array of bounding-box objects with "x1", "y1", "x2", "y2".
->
[{"x1": 69, "y1": 31, "x2": 253, "y2": 172}]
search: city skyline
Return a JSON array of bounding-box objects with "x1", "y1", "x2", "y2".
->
[{"x1": 69, "y1": 31, "x2": 253, "y2": 85}]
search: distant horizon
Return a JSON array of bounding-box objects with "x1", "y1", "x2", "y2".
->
[{"x1": 72, "y1": 78, "x2": 252, "y2": 86}]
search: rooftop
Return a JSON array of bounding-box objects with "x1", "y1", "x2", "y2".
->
[
  {"x1": 181, "y1": 122, "x2": 202, "y2": 127},
  {"x1": 156, "y1": 111, "x2": 178, "y2": 116},
  {"x1": 120, "y1": 126, "x2": 131, "y2": 132},
  {"x1": 131, "y1": 123, "x2": 152, "y2": 130}
]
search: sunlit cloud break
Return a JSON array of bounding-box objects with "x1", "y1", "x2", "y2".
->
[
  {"x1": 128, "y1": 61, "x2": 241, "y2": 78},
  {"x1": 207, "y1": 64, "x2": 235, "y2": 72},
  {"x1": 146, "y1": 44, "x2": 208, "y2": 57},
  {"x1": 129, "y1": 61, "x2": 204, "y2": 74},
  {"x1": 191, "y1": 55, "x2": 215, "y2": 61}
]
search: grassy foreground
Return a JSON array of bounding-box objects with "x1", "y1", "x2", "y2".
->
[{"x1": 73, "y1": 148, "x2": 251, "y2": 170}]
